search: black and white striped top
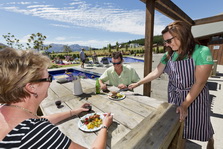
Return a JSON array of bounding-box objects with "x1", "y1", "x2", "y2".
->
[{"x1": 0, "y1": 118, "x2": 71, "y2": 149}]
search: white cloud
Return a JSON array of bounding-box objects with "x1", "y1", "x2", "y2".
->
[
  {"x1": 50, "y1": 24, "x2": 71, "y2": 28},
  {"x1": 19, "y1": 2, "x2": 33, "y2": 5},
  {"x1": 27, "y1": 5, "x2": 52, "y2": 8},
  {"x1": 0, "y1": 0, "x2": 168, "y2": 36},
  {"x1": 55, "y1": 37, "x2": 66, "y2": 41},
  {"x1": 19, "y1": 34, "x2": 31, "y2": 43}
]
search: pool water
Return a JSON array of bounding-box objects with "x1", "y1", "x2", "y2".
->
[
  {"x1": 106, "y1": 57, "x2": 144, "y2": 63},
  {"x1": 49, "y1": 68, "x2": 101, "y2": 80}
]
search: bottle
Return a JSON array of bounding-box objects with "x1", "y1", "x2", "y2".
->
[{"x1": 95, "y1": 78, "x2": 100, "y2": 94}]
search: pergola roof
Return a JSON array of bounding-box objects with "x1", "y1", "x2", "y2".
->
[{"x1": 140, "y1": 0, "x2": 223, "y2": 26}]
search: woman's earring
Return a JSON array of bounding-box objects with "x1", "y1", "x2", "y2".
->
[{"x1": 33, "y1": 93, "x2": 38, "y2": 98}]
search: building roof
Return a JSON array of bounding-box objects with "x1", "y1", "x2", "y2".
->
[{"x1": 192, "y1": 21, "x2": 223, "y2": 38}]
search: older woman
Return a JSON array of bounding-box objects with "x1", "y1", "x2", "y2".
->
[
  {"x1": 129, "y1": 21, "x2": 214, "y2": 149},
  {"x1": 0, "y1": 48, "x2": 113, "y2": 148}
]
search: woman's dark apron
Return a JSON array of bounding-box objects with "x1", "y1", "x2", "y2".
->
[{"x1": 164, "y1": 57, "x2": 214, "y2": 141}]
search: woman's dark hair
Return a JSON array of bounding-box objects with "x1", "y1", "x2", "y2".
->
[{"x1": 162, "y1": 20, "x2": 199, "y2": 61}]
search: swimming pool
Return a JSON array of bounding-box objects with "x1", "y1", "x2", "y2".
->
[
  {"x1": 49, "y1": 57, "x2": 143, "y2": 80},
  {"x1": 49, "y1": 68, "x2": 101, "y2": 80},
  {"x1": 106, "y1": 57, "x2": 144, "y2": 63}
]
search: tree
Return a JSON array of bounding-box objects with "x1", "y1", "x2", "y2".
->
[
  {"x1": 107, "y1": 43, "x2": 112, "y2": 53},
  {"x1": 63, "y1": 45, "x2": 72, "y2": 53},
  {"x1": 26, "y1": 32, "x2": 51, "y2": 51},
  {"x1": 125, "y1": 44, "x2": 128, "y2": 52},
  {"x1": 153, "y1": 35, "x2": 163, "y2": 45},
  {"x1": 2, "y1": 33, "x2": 23, "y2": 49},
  {"x1": 89, "y1": 46, "x2": 92, "y2": 55},
  {"x1": 116, "y1": 41, "x2": 119, "y2": 51}
]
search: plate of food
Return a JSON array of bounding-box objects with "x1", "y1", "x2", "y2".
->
[
  {"x1": 108, "y1": 91, "x2": 126, "y2": 100},
  {"x1": 78, "y1": 113, "x2": 104, "y2": 132}
]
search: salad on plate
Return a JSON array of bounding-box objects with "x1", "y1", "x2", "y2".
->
[
  {"x1": 108, "y1": 91, "x2": 126, "y2": 100},
  {"x1": 78, "y1": 113, "x2": 104, "y2": 132}
]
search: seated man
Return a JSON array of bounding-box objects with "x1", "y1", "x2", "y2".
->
[{"x1": 99, "y1": 51, "x2": 140, "y2": 90}]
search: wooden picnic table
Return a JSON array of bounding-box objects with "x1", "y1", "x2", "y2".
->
[{"x1": 40, "y1": 78, "x2": 183, "y2": 149}]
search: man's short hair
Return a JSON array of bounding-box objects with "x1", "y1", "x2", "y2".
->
[{"x1": 112, "y1": 51, "x2": 123, "y2": 60}]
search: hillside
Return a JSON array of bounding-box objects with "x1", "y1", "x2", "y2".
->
[
  {"x1": 0, "y1": 43, "x2": 7, "y2": 48},
  {"x1": 127, "y1": 35, "x2": 163, "y2": 46}
]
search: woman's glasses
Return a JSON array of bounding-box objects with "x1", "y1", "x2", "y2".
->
[
  {"x1": 31, "y1": 74, "x2": 53, "y2": 83},
  {"x1": 112, "y1": 61, "x2": 122, "y2": 65},
  {"x1": 163, "y1": 36, "x2": 175, "y2": 44}
]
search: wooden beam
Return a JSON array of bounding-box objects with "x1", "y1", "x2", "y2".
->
[
  {"x1": 140, "y1": 0, "x2": 195, "y2": 26},
  {"x1": 155, "y1": 0, "x2": 194, "y2": 26},
  {"x1": 143, "y1": 0, "x2": 155, "y2": 96},
  {"x1": 140, "y1": 0, "x2": 146, "y2": 3},
  {"x1": 155, "y1": 2, "x2": 184, "y2": 22},
  {"x1": 194, "y1": 14, "x2": 223, "y2": 25}
]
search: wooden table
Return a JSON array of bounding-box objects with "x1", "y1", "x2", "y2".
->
[{"x1": 40, "y1": 78, "x2": 183, "y2": 149}]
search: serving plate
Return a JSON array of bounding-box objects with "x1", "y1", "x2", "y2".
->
[
  {"x1": 108, "y1": 92, "x2": 126, "y2": 100},
  {"x1": 78, "y1": 113, "x2": 104, "y2": 132}
]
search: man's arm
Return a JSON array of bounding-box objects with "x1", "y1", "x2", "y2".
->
[
  {"x1": 99, "y1": 79, "x2": 107, "y2": 90},
  {"x1": 131, "y1": 67, "x2": 140, "y2": 83},
  {"x1": 99, "y1": 69, "x2": 110, "y2": 90}
]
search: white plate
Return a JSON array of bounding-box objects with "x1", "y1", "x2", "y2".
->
[
  {"x1": 108, "y1": 92, "x2": 126, "y2": 100},
  {"x1": 78, "y1": 113, "x2": 104, "y2": 132}
]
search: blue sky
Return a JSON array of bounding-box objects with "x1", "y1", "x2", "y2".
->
[{"x1": 0, "y1": 0, "x2": 222, "y2": 48}]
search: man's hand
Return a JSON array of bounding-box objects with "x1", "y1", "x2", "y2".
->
[
  {"x1": 100, "y1": 83, "x2": 107, "y2": 90},
  {"x1": 118, "y1": 84, "x2": 127, "y2": 89}
]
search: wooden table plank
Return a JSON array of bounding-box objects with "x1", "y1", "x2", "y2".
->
[
  {"x1": 114, "y1": 97, "x2": 155, "y2": 117},
  {"x1": 85, "y1": 95, "x2": 144, "y2": 129},
  {"x1": 66, "y1": 99, "x2": 130, "y2": 148},
  {"x1": 63, "y1": 98, "x2": 98, "y2": 148},
  {"x1": 50, "y1": 81, "x2": 73, "y2": 97},
  {"x1": 126, "y1": 93, "x2": 166, "y2": 109},
  {"x1": 112, "y1": 103, "x2": 180, "y2": 149}
]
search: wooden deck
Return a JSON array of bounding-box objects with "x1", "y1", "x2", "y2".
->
[{"x1": 40, "y1": 78, "x2": 183, "y2": 149}]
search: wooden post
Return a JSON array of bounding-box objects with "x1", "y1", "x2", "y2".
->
[{"x1": 143, "y1": 0, "x2": 155, "y2": 96}]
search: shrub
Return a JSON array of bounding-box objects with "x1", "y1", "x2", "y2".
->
[{"x1": 49, "y1": 64, "x2": 62, "y2": 69}]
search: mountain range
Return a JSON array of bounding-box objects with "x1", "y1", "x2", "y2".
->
[
  {"x1": 0, "y1": 43, "x2": 90, "y2": 53},
  {"x1": 47, "y1": 43, "x2": 90, "y2": 53}
]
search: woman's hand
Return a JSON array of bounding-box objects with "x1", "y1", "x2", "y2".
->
[
  {"x1": 102, "y1": 113, "x2": 113, "y2": 128},
  {"x1": 75, "y1": 103, "x2": 91, "y2": 114},
  {"x1": 176, "y1": 105, "x2": 188, "y2": 122},
  {"x1": 128, "y1": 82, "x2": 139, "y2": 90}
]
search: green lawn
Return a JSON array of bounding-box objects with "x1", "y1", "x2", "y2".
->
[{"x1": 49, "y1": 63, "x2": 80, "y2": 69}]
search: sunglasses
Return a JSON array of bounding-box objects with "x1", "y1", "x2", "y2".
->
[
  {"x1": 112, "y1": 61, "x2": 122, "y2": 65},
  {"x1": 31, "y1": 74, "x2": 53, "y2": 83},
  {"x1": 163, "y1": 36, "x2": 175, "y2": 44}
]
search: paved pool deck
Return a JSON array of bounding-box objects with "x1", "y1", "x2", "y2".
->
[{"x1": 70, "y1": 54, "x2": 222, "y2": 149}]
